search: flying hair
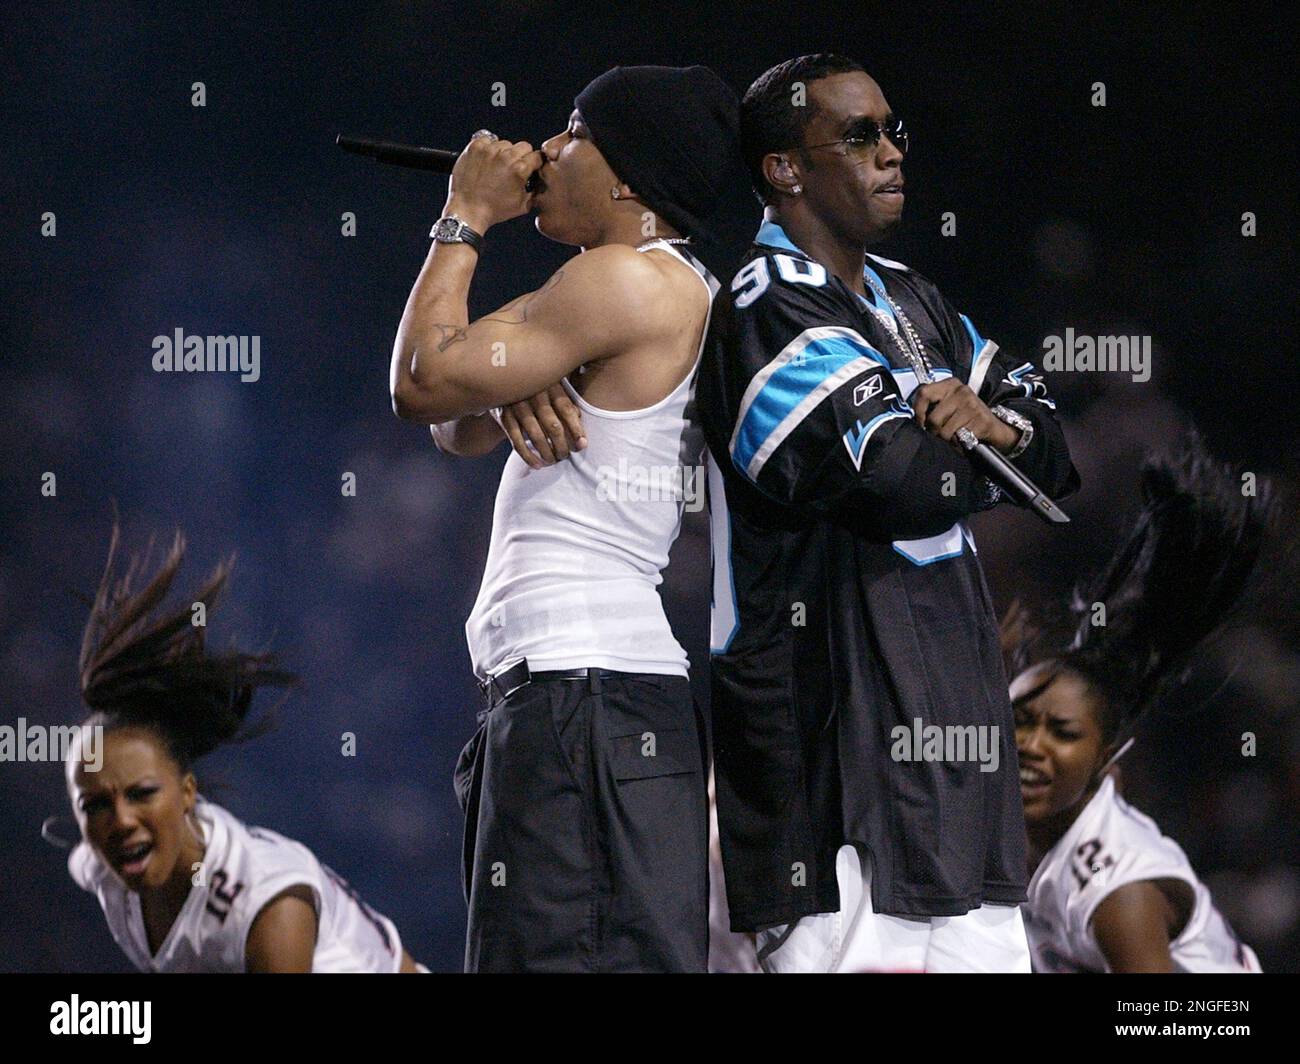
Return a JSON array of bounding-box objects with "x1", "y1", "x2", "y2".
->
[
  {"x1": 1004, "y1": 431, "x2": 1273, "y2": 743},
  {"x1": 77, "y1": 522, "x2": 298, "y2": 771}
]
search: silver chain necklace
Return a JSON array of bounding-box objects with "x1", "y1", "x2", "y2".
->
[
  {"x1": 638, "y1": 236, "x2": 691, "y2": 248},
  {"x1": 863, "y1": 270, "x2": 990, "y2": 455},
  {"x1": 862, "y1": 272, "x2": 934, "y2": 383}
]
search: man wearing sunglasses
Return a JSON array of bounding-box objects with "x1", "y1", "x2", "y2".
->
[{"x1": 698, "y1": 54, "x2": 1078, "y2": 973}]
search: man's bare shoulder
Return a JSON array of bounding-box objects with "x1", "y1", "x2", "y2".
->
[
  {"x1": 565, "y1": 243, "x2": 664, "y2": 293},
  {"x1": 546, "y1": 243, "x2": 695, "y2": 344},
  {"x1": 514, "y1": 241, "x2": 702, "y2": 374},
  {"x1": 561, "y1": 244, "x2": 709, "y2": 407}
]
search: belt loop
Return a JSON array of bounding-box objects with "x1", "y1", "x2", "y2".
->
[{"x1": 588, "y1": 670, "x2": 602, "y2": 696}]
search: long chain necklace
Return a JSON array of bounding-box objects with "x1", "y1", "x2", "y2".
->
[
  {"x1": 862, "y1": 271, "x2": 935, "y2": 383},
  {"x1": 863, "y1": 269, "x2": 991, "y2": 461}
]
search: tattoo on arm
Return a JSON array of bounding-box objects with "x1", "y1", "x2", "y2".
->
[
  {"x1": 428, "y1": 324, "x2": 469, "y2": 352},
  {"x1": 422, "y1": 267, "x2": 566, "y2": 359},
  {"x1": 479, "y1": 269, "x2": 566, "y2": 327}
]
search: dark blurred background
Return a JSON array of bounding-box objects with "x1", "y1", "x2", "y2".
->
[{"x1": 1, "y1": 2, "x2": 1296, "y2": 971}]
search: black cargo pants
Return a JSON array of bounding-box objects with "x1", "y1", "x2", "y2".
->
[{"x1": 454, "y1": 666, "x2": 709, "y2": 972}]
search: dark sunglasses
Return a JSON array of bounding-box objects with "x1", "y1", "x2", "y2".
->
[{"x1": 802, "y1": 114, "x2": 909, "y2": 157}]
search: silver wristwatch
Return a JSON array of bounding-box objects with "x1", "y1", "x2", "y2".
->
[
  {"x1": 991, "y1": 405, "x2": 1033, "y2": 459},
  {"x1": 429, "y1": 215, "x2": 484, "y2": 254}
]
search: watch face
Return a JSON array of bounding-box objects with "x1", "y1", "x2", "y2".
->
[{"x1": 435, "y1": 219, "x2": 460, "y2": 240}]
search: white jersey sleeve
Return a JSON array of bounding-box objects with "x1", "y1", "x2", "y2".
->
[
  {"x1": 68, "y1": 797, "x2": 404, "y2": 973},
  {"x1": 1023, "y1": 777, "x2": 1260, "y2": 973}
]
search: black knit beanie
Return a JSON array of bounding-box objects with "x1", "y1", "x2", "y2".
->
[{"x1": 575, "y1": 65, "x2": 744, "y2": 246}]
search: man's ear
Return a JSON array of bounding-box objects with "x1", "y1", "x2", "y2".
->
[{"x1": 762, "y1": 152, "x2": 802, "y2": 197}]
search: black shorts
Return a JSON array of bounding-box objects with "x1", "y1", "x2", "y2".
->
[{"x1": 454, "y1": 668, "x2": 709, "y2": 972}]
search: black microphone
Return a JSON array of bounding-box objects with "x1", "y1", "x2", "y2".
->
[
  {"x1": 337, "y1": 134, "x2": 540, "y2": 191},
  {"x1": 962, "y1": 437, "x2": 1070, "y2": 523},
  {"x1": 337, "y1": 134, "x2": 458, "y2": 171}
]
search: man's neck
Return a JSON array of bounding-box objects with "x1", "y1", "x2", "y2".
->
[
  {"x1": 584, "y1": 212, "x2": 683, "y2": 253},
  {"x1": 767, "y1": 206, "x2": 866, "y2": 296}
]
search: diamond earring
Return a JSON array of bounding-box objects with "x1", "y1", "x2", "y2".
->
[{"x1": 791, "y1": 184, "x2": 803, "y2": 194}]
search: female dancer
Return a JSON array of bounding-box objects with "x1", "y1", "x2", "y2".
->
[
  {"x1": 63, "y1": 526, "x2": 424, "y2": 972},
  {"x1": 1009, "y1": 437, "x2": 1269, "y2": 972}
]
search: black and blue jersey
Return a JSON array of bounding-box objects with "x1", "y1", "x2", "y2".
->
[{"x1": 699, "y1": 220, "x2": 1079, "y2": 931}]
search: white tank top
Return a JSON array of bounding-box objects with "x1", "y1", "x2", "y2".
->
[
  {"x1": 1022, "y1": 776, "x2": 1261, "y2": 973},
  {"x1": 465, "y1": 240, "x2": 717, "y2": 680},
  {"x1": 68, "y1": 797, "x2": 404, "y2": 972}
]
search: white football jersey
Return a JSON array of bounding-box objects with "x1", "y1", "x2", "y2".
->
[
  {"x1": 1023, "y1": 776, "x2": 1260, "y2": 973},
  {"x1": 69, "y1": 797, "x2": 404, "y2": 973}
]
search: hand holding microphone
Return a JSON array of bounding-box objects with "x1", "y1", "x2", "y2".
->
[
  {"x1": 337, "y1": 131, "x2": 544, "y2": 232},
  {"x1": 912, "y1": 378, "x2": 1070, "y2": 524},
  {"x1": 910, "y1": 379, "x2": 1019, "y2": 451},
  {"x1": 443, "y1": 130, "x2": 545, "y2": 233}
]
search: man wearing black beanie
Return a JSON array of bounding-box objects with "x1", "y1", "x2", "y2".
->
[{"x1": 389, "y1": 66, "x2": 748, "y2": 972}]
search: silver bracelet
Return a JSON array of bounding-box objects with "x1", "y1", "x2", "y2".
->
[
  {"x1": 978, "y1": 477, "x2": 1005, "y2": 509},
  {"x1": 991, "y1": 405, "x2": 1033, "y2": 459}
]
